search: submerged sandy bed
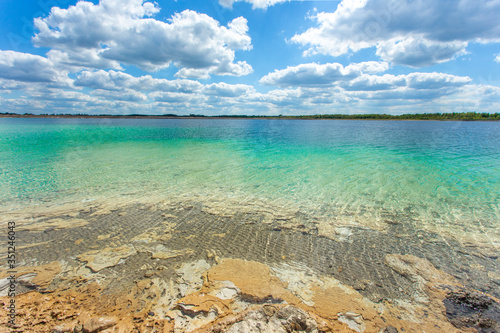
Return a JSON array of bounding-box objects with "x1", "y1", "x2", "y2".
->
[{"x1": 1, "y1": 197, "x2": 499, "y2": 332}]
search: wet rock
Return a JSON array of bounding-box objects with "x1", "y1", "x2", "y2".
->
[
  {"x1": 449, "y1": 314, "x2": 499, "y2": 332},
  {"x1": 447, "y1": 289, "x2": 493, "y2": 309},
  {"x1": 97, "y1": 234, "x2": 110, "y2": 240},
  {"x1": 151, "y1": 248, "x2": 193, "y2": 259},
  {"x1": 488, "y1": 271, "x2": 500, "y2": 286},
  {"x1": 334, "y1": 227, "x2": 353, "y2": 242},
  {"x1": 77, "y1": 245, "x2": 136, "y2": 272},
  {"x1": 384, "y1": 254, "x2": 456, "y2": 304},
  {"x1": 444, "y1": 288, "x2": 500, "y2": 333},
  {"x1": 82, "y1": 316, "x2": 117, "y2": 333},
  {"x1": 143, "y1": 270, "x2": 155, "y2": 278},
  {"x1": 206, "y1": 249, "x2": 221, "y2": 264},
  {"x1": 352, "y1": 279, "x2": 374, "y2": 291},
  {"x1": 18, "y1": 218, "x2": 89, "y2": 232},
  {"x1": 353, "y1": 283, "x2": 366, "y2": 291}
]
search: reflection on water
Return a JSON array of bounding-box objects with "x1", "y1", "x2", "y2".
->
[{"x1": 1, "y1": 118, "x2": 499, "y2": 247}]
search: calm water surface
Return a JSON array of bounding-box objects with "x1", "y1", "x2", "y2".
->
[{"x1": 1, "y1": 118, "x2": 499, "y2": 246}]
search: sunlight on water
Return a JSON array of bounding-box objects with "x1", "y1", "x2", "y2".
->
[{"x1": 1, "y1": 118, "x2": 499, "y2": 246}]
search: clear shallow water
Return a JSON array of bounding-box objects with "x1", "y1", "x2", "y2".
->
[{"x1": 1, "y1": 118, "x2": 499, "y2": 245}]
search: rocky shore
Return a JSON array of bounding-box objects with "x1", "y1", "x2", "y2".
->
[{"x1": 1, "y1": 197, "x2": 499, "y2": 332}]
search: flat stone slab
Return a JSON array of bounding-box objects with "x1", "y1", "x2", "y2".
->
[{"x1": 78, "y1": 245, "x2": 136, "y2": 272}]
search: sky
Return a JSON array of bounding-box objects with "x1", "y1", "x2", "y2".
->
[{"x1": 0, "y1": 0, "x2": 499, "y2": 115}]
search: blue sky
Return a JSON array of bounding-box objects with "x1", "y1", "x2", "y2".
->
[{"x1": 0, "y1": 0, "x2": 499, "y2": 115}]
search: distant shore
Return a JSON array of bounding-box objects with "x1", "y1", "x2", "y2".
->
[{"x1": 1, "y1": 111, "x2": 499, "y2": 121}]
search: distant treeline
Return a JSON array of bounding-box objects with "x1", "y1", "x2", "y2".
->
[
  {"x1": 1, "y1": 111, "x2": 499, "y2": 120},
  {"x1": 289, "y1": 112, "x2": 500, "y2": 120}
]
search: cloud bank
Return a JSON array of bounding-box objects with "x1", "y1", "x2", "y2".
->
[
  {"x1": 33, "y1": 0, "x2": 253, "y2": 78},
  {"x1": 0, "y1": 50, "x2": 71, "y2": 86},
  {"x1": 0, "y1": 0, "x2": 499, "y2": 115},
  {"x1": 292, "y1": 0, "x2": 500, "y2": 67}
]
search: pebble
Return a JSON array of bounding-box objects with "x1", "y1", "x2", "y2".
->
[{"x1": 144, "y1": 270, "x2": 155, "y2": 278}]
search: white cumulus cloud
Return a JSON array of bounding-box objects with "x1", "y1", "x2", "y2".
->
[
  {"x1": 204, "y1": 82, "x2": 256, "y2": 97},
  {"x1": 33, "y1": 0, "x2": 253, "y2": 77},
  {"x1": 291, "y1": 0, "x2": 500, "y2": 67},
  {"x1": 75, "y1": 70, "x2": 255, "y2": 102},
  {"x1": 375, "y1": 37, "x2": 469, "y2": 67},
  {"x1": 75, "y1": 70, "x2": 204, "y2": 93},
  {"x1": 0, "y1": 50, "x2": 71, "y2": 86},
  {"x1": 260, "y1": 62, "x2": 472, "y2": 100},
  {"x1": 341, "y1": 74, "x2": 406, "y2": 91},
  {"x1": 405, "y1": 72, "x2": 471, "y2": 90},
  {"x1": 260, "y1": 62, "x2": 389, "y2": 87}
]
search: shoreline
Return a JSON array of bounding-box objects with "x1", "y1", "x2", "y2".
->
[
  {"x1": 1, "y1": 196, "x2": 499, "y2": 332},
  {"x1": 1, "y1": 112, "x2": 500, "y2": 121}
]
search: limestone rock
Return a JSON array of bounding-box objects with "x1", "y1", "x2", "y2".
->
[
  {"x1": 18, "y1": 218, "x2": 88, "y2": 232},
  {"x1": 338, "y1": 311, "x2": 365, "y2": 332},
  {"x1": 380, "y1": 326, "x2": 399, "y2": 333},
  {"x1": 175, "y1": 260, "x2": 211, "y2": 298},
  {"x1": 444, "y1": 288, "x2": 500, "y2": 332},
  {"x1": 226, "y1": 309, "x2": 287, "y2": 333},
  {"x1": 488, "y1": 271, "x2": 500, "y2": 285},
  {"x1": 0, "y1": 278, "x2": 11, "y2": 297},
  {"x1": 384, "y1": 254, "x2": 455, "y2": 285},
  {"x1": 151, "y1": 248, "x2": 193, "y2": 260},
  {"x1": 226, "y1": 306, "x2": 318, "y2": 333},
  {"x1": 0, "y1": 261, "x2": 61, "y2": 295},
  {"x1": 77, "y1": 245, "x2": 136, "y2": 272},
  {"x1": 82, "y1": 316, "x2": 117, "y2": 333},
  {"x1": 207, "y1": 259, "x2": 291, "y2": 303},
  {"x1": 213, "y1": 280, "x2": 240, "y2": 300},
  {"x1": 166, "y1": 292, "x2": 228, "y2": 332},
  {"x1": 384, "y1": 254, "x2": 456, "y2": 304},
  {"x1": 276, "y1": 306, "x2": 317, "y2": 332},
  {"x1": 52, "y1": 323, "x2": 74, "y2": 333}
]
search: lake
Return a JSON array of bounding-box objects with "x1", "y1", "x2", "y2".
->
[{"x1": 1, "y1": 117, "x2": 499, "y2": 331}]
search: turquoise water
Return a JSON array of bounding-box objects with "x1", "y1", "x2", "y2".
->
[{"x1": 1, "y1": 118, "x2": 499, "y2": 245}]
